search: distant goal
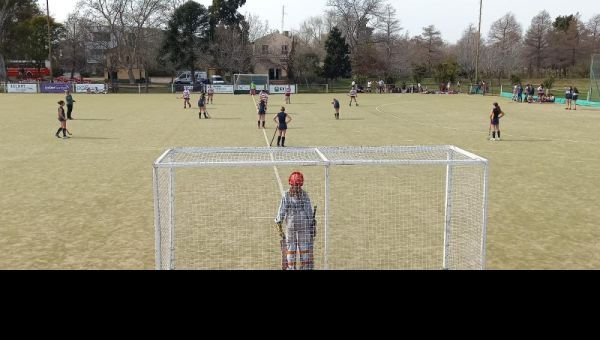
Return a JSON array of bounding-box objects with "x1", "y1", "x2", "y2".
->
[
  {"x1": 153, "y1": 146, "x2": 489, "y2": 270},
  {"x1": 233, "y1": 74, "x2": 269, "y2": 94}
]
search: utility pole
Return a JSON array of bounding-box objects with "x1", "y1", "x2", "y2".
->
[
  {"x1": 475, "y1": 0, "x2": 482, "y2": 83},
  {"x1": 46, "y1": 0, "x2": 53, "y2": 81},
  {"x1": 281, "y1": 5, "x2": 285, "y2": 33}
]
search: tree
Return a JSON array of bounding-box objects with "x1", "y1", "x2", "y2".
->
[
  {"x1": 456, "y1": 24, "x2": 482, "y2": 81},
  {"x1": 160, "y1": 1, "x2": 211, "y2": 82},
  {"x1": 414, "y1": 25, "x2": 444, "y2": 74},
  {"x1": 207, "y1": 0, "x2": 252, "y2": 76},
  {"x1": 60, "y1": 13, "x2": 89, "y2": 79},
  {"x1": 586, "y1": 14, "x2": 600, "y2": 54},
  {"x1": 487, "y1": 13, "x2": 522, "y2": 80},
  {"x1": 208, "y1": 24, "x2": 252, "y2": 75},
  {"x1": 0, "y1": 0, "x2": 40, "y2": 80},
  {"x1": 548, "y1": 14, "x2": 585, "y2": 76},
  {"x1": 523, "y1": 11, "x2": 552, "y2": 76},
  {"x1": 326, "y1": 0, "x2": 385, "y2": 59},
  {"x1": 21, "y1": 16, "x2": 64, "y2": 75},
  {"x1": 322, "y1": 26, "x2": 351, "y2": 81},
  {"x1": 433, "y1": 59, "x2": 459, "y2": 84},
  {"x1": 377, "y1": 4, "x2": 402, "y2": 79}
]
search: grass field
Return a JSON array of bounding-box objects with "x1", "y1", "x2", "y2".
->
[{"x1": 1, "y1": 92, "x2": 599, "y2": 269}]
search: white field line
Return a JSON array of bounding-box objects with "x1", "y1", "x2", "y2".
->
[{"x1": 250, "y1": 95, "x2": 285, "y2": 196}]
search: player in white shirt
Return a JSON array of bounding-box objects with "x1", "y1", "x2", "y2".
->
[
  {"x1": 348, "y1": 88, "x2": 359, "y2": 107},
  {"x1": 183, "y1": 89, "x2": 191, "y2": 109}
]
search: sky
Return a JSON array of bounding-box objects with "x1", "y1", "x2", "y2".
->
[{"x1": 42, "y1": 0, "x2": 597, "y2": 43}]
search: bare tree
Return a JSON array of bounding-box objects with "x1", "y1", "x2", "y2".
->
[
  {"x1": 413, "y1": 25, "x2": 444, "y2": 74},
  {"x1": 246, "y1": 12, "x2": 271, "y2": 42},
  {"x1": 208, "y1": 24, "x2": 252, "y2": 75},
  {"x1": 487, "y1": 13, "x2": 522, "y2": 79},
  {"x1": 523, "y1": 10, "x2": 552, "y2": 76},
  {"x1": 586, "y1": 14, "x2": 600, "y2": 54},
  {"x1": 60, "y1": 12, "x2": 89, "y2": 78},
  {"x1": 326, "y1": 0, "x2": 386, "y2": 55},
  {"x1": 375, "y1": 4, "x2": 401, "y2": 78},
  {"x1": 79, "y1": 0, "x2": 168, "y2": 84},
  {"x1": 456, "y1": 23, "x2": 481, "y2": 81}
]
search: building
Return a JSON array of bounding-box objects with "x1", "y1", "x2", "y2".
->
[{"x1": 252, "y1": 31, "x2": 293, "y2": 81}]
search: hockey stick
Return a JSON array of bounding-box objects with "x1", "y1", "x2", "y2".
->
[{"x1": 270, "y1": 128, "x2": 279, "y2": 147}]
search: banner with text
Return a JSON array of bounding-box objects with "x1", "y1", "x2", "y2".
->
[
  {"x1": 41, "y1": 83, "x2": 72, "y2": 93},
  {"x1": 236, "y1": 85, "x2": 267, "y2": 91},
  {"x1": 7, "y1": 83, "x2": 37, "y2": 93},
  {"x1": 269, "y1": 85, "x2": 297, "y2": 94},
  {"x1": 209, "y1": 85, "x2": 234, "y2": 94},
  {"x1": 75, "y1": 84, "x2": 106, "y2": 93}
]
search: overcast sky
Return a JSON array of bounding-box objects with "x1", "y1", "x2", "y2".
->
[{"x1": 41, "y1": 0, "x2": 597, "y2": 43}]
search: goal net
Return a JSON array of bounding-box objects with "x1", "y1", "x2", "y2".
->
[
  {"x1": 233, "y1": 74, "x2": 269, "y2": 94},
  {"x1": 590, "y1": 54, "x2": 600, "y2": 102},
  {"x1": 154, "y1": 146, "x2": 489, "y2": 270}
]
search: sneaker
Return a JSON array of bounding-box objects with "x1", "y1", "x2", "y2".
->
[{"x1": 55, "y1": 134, "x2": 60, "y2": 138}]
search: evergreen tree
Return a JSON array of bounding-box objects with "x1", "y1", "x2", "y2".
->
[
  {"x1": 160, "y1": 1, "x2": 211, "y2": 81},
  {"x1": 322, "y1": 26, "x2": 351, "y2": 81},
  {"x1": 0, "y1": 0, "x2": 41, "y2": 80}
]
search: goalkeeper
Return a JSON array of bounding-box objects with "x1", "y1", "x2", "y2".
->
[{"x1": 275, "y1": 172, "x2": 316, "y2": 270}]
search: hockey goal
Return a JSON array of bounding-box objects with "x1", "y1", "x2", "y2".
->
[{"x1": 154, "y1": 146, "x2": 489, "y2": 270}]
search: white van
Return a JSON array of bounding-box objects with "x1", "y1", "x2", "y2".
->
[
  {"x1": 211, "y1": 75, "x2": 225, "y2": 85},
  {"x1": 174, "y1": 71, "x2": 208, "y2": 84}
]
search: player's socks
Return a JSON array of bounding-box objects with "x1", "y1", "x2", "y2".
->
[
  {"x1": 258, "y1": 121, "x2": 261, "y2": 128},
  {"x1": 282, "y1": 137, "x2": 286, "y2": 147},
  {"x1": 262, "y1": 121, "x2": 265, "y2": 128},
  {"x1": 277, "y1": 136, "x2": 282, "y2": 147},
  {"x1": 62, "y1": 129, "x2": 67, "y2": 137},
  {"x1": 497, "y1": 131, "x2": 501, "y2": 139},
  {"x1": 492, "y1": 132, "x2": 496, "y2": 139}
]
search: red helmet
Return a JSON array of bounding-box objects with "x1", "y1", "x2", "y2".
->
[{"x1": 289, "y1": 172, "x2": 304, "y2": 187}]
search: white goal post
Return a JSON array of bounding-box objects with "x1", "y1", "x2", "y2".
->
[{"x1": 154, "y1": 146, "x2": 489, "y2": 270}]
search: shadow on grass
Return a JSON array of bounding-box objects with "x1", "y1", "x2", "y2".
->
[
  {"x1": 70, "y1": 137, "x2": 118, "y2": 140},
  {"x1": 339, "y1": 118, "x2": 366, "y2": 121},
  {"x1": 495, "y1": 139, "x2": 553, "y2": 142},
  {"x1": 72, "y1": 118, "x2": 113, "y2": 121}
]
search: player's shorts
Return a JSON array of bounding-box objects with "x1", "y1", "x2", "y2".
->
[
  {"x1": 565, "y1": 93, "x2": 572, "y2": 100},
  {"x1": 278, "y1": 124, "x2": 288, "y2": 131},
  {"x1": 258, "y1": 110, "x2": 266, "y2": 115},
  {"x1": 491, "y1": 118, "x2": 500, "y2": 126},
  {"x1": 285, "y1": 93, "x2": 291, "y2": 97},
  {"x1": 572, "y1": 95, "x2": 578, "y2": 101}
]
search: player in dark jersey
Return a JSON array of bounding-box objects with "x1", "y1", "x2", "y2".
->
[
  {"x1": 257, "y1": 99, "x2": 267, "y2": 129},
  {"x1": 489, "y1": 102, "x2": 505, "y2": 141},
  {"x1": 198, "y1": 93, "x2": 210, "y2": 119},
  {"x1": 273, "y1": 106, "x2": 292, "y2": 147},
  {"x1": 332, "y1": 98, "x2": 340, "y2": 120}
]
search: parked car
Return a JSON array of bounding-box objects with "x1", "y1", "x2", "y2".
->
[
  {"x1": 173, "y1": 71, "x2": 208, "y2": 85},
  {"x1": 211, "y1": 75, "x2": 225, "y2": 85}
]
